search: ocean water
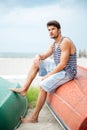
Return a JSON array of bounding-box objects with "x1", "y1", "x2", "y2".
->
[{"x1": 0, "y1": 52, "x2": 37, "y2": 58}]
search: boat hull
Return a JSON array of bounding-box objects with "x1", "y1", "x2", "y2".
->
[
  {"x1": 47, "y1": 66, "x2": 87, "y2": 130},
  {"x1": 0, "y1": 77, "x2": 28, "y2": 130}
]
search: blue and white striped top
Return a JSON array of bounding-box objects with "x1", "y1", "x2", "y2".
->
[{"x1": 53, "y1": 37, "x2": 77, "y2": 79}]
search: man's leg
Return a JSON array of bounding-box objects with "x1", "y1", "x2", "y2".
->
[
  {"x1": 9, "y1": 60, "x2": 39, "y2": 96},
  {"x1": 21, "y1": 87, "x2": 47, "y2": 123}
]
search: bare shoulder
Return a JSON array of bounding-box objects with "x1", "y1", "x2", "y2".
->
[
  {"x1": 62, "y1": 37, "x2": 73, "y2": 45},
  {"x1": 60, "y1": 37, "x2": 76, "y2": 54},
  {"x1": 60, "y1": 37, "x2": 71, "y2": 49}
]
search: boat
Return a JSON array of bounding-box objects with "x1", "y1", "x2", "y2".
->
[
  {"x1": 0, "y1": 77, "x2": 28, "y2": 130},
  {"x1": 46, "y1": 66, "x2": 87, "y2": 130}
]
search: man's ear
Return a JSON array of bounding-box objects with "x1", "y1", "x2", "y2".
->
[{"x1": 59, "y1": 29, "x2": 61, "y2": 33}]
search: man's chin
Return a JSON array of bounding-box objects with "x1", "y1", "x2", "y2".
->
[
  {"x1": 50, "y1": 36, "x2": 55, "y2": 39},
  {"x1": 50, "y1": 36, "x2": 58, "y2": 39}
]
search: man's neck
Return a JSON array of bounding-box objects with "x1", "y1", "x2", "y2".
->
[{"x1": 55, "y1": 34, "x2": 62, "y2": 44}]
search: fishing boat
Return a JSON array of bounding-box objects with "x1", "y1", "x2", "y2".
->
[{"x1": 46, "y1": 66, "x2": 87, "y2": 130}]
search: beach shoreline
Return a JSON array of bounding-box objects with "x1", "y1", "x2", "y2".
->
[
  {"x1": 0, "y1": 57, "x2": 87, "y2": 74},
  {"x1": 0, "y1": 57, "x2": 87, "y2": 85}
]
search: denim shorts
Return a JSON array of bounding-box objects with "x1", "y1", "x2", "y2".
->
[{"x1": 39, "y1": 60, "x2": 71, "y2": 93}]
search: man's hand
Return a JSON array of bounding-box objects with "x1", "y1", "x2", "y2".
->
[
  {"x1": 33, "y1": 54, "x2": 41, "y2": 66},
  {"x1": 41, "y1": 74, "x2": 50, "y2": 81}
]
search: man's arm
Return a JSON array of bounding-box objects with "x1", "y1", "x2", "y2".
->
[
  {"x1": 33, "y1": 43, "x2": 53, "y2": 66},
  {"x1": 37, "y1": 43, "x2": 53, "y2": 60},
  {"x1": 42, "y1": 38, "x2": 71, "y2": 79}
]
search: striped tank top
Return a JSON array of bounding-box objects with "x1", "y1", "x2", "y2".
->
[{"x1": 53, "y1": 37, "x2": 77, "y2": 79}]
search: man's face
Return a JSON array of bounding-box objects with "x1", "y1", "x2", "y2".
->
[{"x1": 47, "y1": 25, "x2": 60, "y2": 39}]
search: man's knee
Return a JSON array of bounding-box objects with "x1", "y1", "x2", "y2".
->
[
  {"x1": 32, "y1": 60, "x2": 39, "y2": 70},
  {"x1": 40, "y1": 87, "x2": 47, "y2": 94}
]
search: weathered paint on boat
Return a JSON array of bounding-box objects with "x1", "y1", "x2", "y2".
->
[{"x1": 47, "y1": 66, "x2": 87, "y2": 130}]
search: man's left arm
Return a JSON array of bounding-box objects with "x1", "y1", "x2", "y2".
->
[{"x1": 42, "y1": 39, "x2": 71, "y2": 80}]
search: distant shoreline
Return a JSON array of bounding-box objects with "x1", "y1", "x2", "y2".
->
[
  {"x1": 0, "y1": 52, "x2": 87, "y2": 59},
  {"x1": 0, "y1": 52, "x2": 37, "y2": 58}
]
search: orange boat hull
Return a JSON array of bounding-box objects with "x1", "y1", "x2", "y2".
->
[{"x1": 47, "y1": 66, "x2": 87, "y2": 130}]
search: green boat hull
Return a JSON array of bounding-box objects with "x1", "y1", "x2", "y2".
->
[{"x1": 0, "y1": 77, "x2": 28, "y2": 130}]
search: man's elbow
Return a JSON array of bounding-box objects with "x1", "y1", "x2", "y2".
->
[{"x1": 60, "y1": 63, "x2": 67, "y2": 69}]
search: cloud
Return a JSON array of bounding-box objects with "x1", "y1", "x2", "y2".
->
[
  {"x1": 0, "y1": 4, "x2": 76, "y2": 27},
  {"x1": 0, "y1": 4, "x2": 75, "y2": 52},
  {"x1": 0, "y1": 0, "x2": 86, "y2": 11},
  {"x1": 0, "y1": 0, "x2": 60, "y2": 8},
  {"x1": 0, "y1": 1, "x2": 87, "y2": 53}
]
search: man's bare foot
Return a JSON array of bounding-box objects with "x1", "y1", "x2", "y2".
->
[
  {"x1": 21, "y1": 116, "x2": 38, "y2": 123},
  {"x1": 9, "y1": 88, "x2": 27, "y2": 96}
]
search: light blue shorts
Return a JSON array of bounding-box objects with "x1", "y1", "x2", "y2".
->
[{"x1": 39, "y1": 60, "x2": 71, "y2": 93}]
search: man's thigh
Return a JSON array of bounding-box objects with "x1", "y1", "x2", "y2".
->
[{"x1": 40, "y1": 70, "x2": 71, "y2": 93}]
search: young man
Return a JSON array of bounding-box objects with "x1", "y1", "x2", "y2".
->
[{"x1": 10, "y1": 20, "x2": 77, "y2": 123}]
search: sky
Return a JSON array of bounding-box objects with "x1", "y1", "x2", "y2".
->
[{"x1": 0, "y1": 0, "x2": 87, "y2": 54}]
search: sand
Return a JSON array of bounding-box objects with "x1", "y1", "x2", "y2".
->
[
  {"x1": 16, "y1": 105, "x2": 63, "y2": 130},
  {"x1": 0, "y1": 57, "x2": 87, "y2": 86},
  {"x1": 0, "y1": 57, "x2": 87, "y2": 76}
]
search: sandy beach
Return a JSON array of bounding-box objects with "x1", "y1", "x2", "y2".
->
[
  {"x1": 0, "y1": 58, "x2": 33, "y2": 75},
  {"x1": 0, "y1": 57, "x2": 87, "y2": 78},
  {"x1": 0, "y1": 58, "x2": 33, "y2": 85},
  {"x1": 0, "y1": 57, "x2": 87, "y2": 88}
]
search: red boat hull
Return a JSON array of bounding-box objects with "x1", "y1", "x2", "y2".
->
[{"x1": 47, "y1": 66, "x2": 87, "y2": 130}]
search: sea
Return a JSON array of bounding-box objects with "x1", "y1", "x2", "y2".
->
[{"x1": 0, "y1": 52, "x2": 37, "y2": 58}]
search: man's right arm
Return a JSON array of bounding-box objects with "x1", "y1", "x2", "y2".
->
[
  {"x1": 33, "y1": 43, "x2": 53, "y2": 66},
  {"x1": 38, "y1": 43, "x2": 53, "y2": 60}
]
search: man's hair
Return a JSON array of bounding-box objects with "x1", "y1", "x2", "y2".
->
[{"x1": 47, "y1": 20, "x2": 61, "y2": 29}]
